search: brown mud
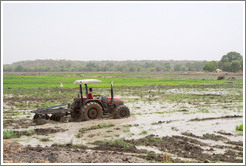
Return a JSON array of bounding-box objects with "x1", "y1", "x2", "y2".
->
[
  {"x1": 130, "y1": 135, "x2": 243, "y2": 163},
  {"x1": 189, "y1": 115, "x2": 243, "y2": 121},
  {"x1": 3, "y1": 80, "x2": 243, "y2": 163},
  {"x1": 3, "y1": 140, "x2": 149, "y2": 163}
]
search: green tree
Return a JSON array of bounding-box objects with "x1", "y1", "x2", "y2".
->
[
  {"x1": 163, "y1": 63, "x2": 171, "y2": 71},
  {"x1": 239, "y1": 60, "x2": 243, "y2": 71},
  {"x1": 3, "y1": 65, "x2": 14, "y2": 72},
  {"x1": 85, "y1": 62, "x2": 97, "y2": 71},
  {"x1": 155, "y1": 66, "x2": 161, "y2": 72},
  {"x1": 180, "y1": 65, "x2": 186, "y2": 71},
  {"x1": 129, "y1": 66, "x2": 135, "y2": 72},
  {"x1": 221, "y1": 62, "x2": 231, "y2": 72},
  {"x1": 174, "y1": 64, "x2": 181, "y2": 71},
  {"x1": 15, "y1": 65, "x2": 24, "y2": 72},
  {"x1": 185, "y1": 63, "x2": 192, "y2": 71},
  {"x1": 231, "y1": 60, "x2": 241, "y2": 72},
  {"x1": 219, "y1": 51, "x2": 243, "y2": 72},
  {"x1": 203, "y1": 61, "x2": 218, "y2": 72},
  {"x1": 220, "y1": 51, "x2": 242, "y2": 63}
]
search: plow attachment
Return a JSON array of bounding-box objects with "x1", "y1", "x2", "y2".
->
[{"x1": 31, "y1": 103, "x2": 71, "y2": 122}]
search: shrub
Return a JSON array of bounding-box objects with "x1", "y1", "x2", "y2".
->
[
  {"x1": 3, "y1": 131, "x2": 18, "y2": 139},
  {"x1": 236, "y1": 124, "x2": 243, "y2": 131},
  {"x1": 103, "y1": 139, "x2": 135, "y2": 151},
  {"x1": 139, "y1": 130, "x2": 148, "y2": 135}
]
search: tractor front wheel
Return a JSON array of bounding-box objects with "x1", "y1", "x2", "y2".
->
[
  {"x1": 82, "y1": 102, "x2": 103, "y2": 121},
  {"x1": 114, "y1": 105, "x2": 130, "y2": 119}
]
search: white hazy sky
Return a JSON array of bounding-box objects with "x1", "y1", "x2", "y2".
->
[{"x1": 2, "y1": 1, "x2": 245, "y2": 64}]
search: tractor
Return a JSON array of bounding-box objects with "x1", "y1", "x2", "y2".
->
[{"x1": 32, "y1": 79, "x2": 130, "y2": 122}]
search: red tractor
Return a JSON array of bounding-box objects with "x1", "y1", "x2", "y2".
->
[{"x1": 32, "y1": 79, "x2": 130, "y2": 122}]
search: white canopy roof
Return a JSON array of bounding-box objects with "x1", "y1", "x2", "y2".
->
[{"x1": 74, "y1": 79, "x2": 102, "y2": 84}]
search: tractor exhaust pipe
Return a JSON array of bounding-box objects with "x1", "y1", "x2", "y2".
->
[
  {"x1": 80, "y1": 84, "x2": 83, "y2": 99},
  {"x1": 85, "y1": 84, "x2": 89, "y2": 99},
  {"x1": 111, "y1": 81, "x2": 114, "y2": 102}
]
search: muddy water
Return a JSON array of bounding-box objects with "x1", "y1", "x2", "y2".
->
[
  {"x1": 4, "y1": 85, "x2": 244, "y2": 163},
  {"x1": 13, "y1": 100, "x2": 243, "y2": 149},
  {"x1": 125, "y1": 100, "x2": 243, "y2": 145},
  {"x1": 14, "y1": 116, "x2": 135, "y2": 147}
]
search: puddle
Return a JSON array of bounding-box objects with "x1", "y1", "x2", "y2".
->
[
  {"x1": 14, "y1": 116, "x2": 135, "y2": 147},
  {"x1": 3, "y1": 84, "x2": 243, "y2": 163}
]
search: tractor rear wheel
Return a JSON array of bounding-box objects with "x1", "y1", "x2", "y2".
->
[
  {"x1": 114, "y1": 105, "x2": 130, "y2": 119},
  {"x1": 82, "y1": 102, "x2": 103, "y2": 121}
]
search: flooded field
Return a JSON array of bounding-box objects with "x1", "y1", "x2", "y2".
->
[{"x1": 2, "y1": 73, "x2": 244, "y2": 163}]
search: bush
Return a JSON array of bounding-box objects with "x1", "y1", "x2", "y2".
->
[
  {"x1": 147, "y1": 151, "x2": 157, "y2": 160},
  {"x1": 236, "y1": 124, "x2": 243, "y2": 131},
  {"x1": 139, "y1": 130, "x2": 148, "y2": 135},
  {"x1": 108, "y1": 139, "x2": 134, "y2": 150},
  {"x1": 3, "y1": 131, "x2": 18, "y2": 139},
  {"x1": 203, "y1": 61, "x2": 218, "y2": 72},
  {"x1": 219, "y1": 51, "x2": 243, "y2": 72}
]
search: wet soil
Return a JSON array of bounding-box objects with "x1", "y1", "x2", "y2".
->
[
  {"x1": 34, "y1": 128, "x2": 67, "y2": 135},
  {"x1": 182, "y1": 132, "x2": 229, "y2": 141},
  {"x1": 189, "y1": 115, "x2": 243, "y2": 121},
  {"x1": 3, "y1": 140, "x2": 149, "y2": 163},
  {"x1": 3, "y1": 127, "x2": 67, "y2": 139},
  {"x1": 3, "y1": 82, "x2": 243, "y2": 163},
  {"x1": 91, "y1": 134, "x2": 243, "y2": 163},
  {"x1": 131, "y1": 135, "x2": 243, "y2": 163}
]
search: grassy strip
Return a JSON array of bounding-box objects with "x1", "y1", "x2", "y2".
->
[
  {"x1": 3, "y1": 129, "x2": 36, "y2": 139},
  {"x1": 93, "y1": 138, "x2": 135, "y2": 151},
  {"x1": 3, "y1": 131, "x2": 18, "y2": 139},
  {"x1": 52, "y1": 143, "x2": 87, "y2": 149},
  {"x1": 76, "y1": 123, "x2": 115, "y2": 138},
  {"x1": 3, "y1": 75, "x2": 241, "y2": 89},
  {"x1": 236, "y1": 124, "x2": 243, "y2": 131},
  {"x1": 189, "y1": 115, "x2": 243, "y2": 121},
  {"x1": 139, "y1": 130, "x2": 148, "y2": 135}
]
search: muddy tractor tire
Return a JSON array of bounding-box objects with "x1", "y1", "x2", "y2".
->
[
  {"x1": 50, "y1": 114, "x2": 62, "y2": 121},
  {"x1": 33, "y1": 114, "x2": 49, "y2": 125},
  {"x1": 69, "y1": 102, "x2": 83, "y2": 121},
  {"x1": 33, "y1": 114, "x2": 50, "y2": 122},
  {"x1": 33, "y1": 114, "x2": 41, "y2": 122},
  {"x1": 82, "y1": 102, "x2": 103, "y2": 121},
  {"x1": 59, "y1": 115, "x2": 68, "y2": 123},
  {"x1": 114, "y1": 105, "x2": 130, "y2": 119}
]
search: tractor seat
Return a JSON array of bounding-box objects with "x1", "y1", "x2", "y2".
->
[{"x1": 100, "y1": 96, "x2": 109, "y2": 108}]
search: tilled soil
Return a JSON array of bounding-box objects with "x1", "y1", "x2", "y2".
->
[
  {"x1": 34, "y1": 127, "x2": 67, "y2": 135},
  {"x1": 88, "y1": 134, "x2": 243, "y2": 163},
  {"x1": 189, "y1": 115, "x2": 243, "y2": 122},
  {"x1": 4, "y1": 133, "x2": 243, "y2": 163},
  {"x1": 3, "y1": 83, "x2": 243, "y2": 163},
  {"x1": 3, "y1": 127, "x2": 67, "y2": 139},
  {"x1": 3, "y1": 140, "x2": 148, "y2": 163},
  {"x1": 132, "y1": 135, "x2": 243, "y2": 163}
]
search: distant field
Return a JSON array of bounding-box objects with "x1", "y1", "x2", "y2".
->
[{"x1": 3, "y1": 73, "x2": 242, "y2": 89}]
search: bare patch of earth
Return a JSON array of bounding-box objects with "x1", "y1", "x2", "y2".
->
[
  {"x1": 3, "y1": 140, "x2": 148, "y2": 163},
  {"x1": 3, "y1": 84, "x2": 243, "y2": 163}
]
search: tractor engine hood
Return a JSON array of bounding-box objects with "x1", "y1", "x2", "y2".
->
[
  {"x1": 107, "y1": 97, "x2": 122, "y2": 101},
  {"x1": 108, "y1": 97, "x2": 124, "y2": 104}
]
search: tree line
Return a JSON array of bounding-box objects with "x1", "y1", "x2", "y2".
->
[
  {"x1": 3, "y1": 51, "x2": 243, "y2": 73},
  {"x1": 203, "y1": 51, "x2": 243, "y2": 72},
  {"x1": 3, "y1": 60, "x2": 207, "y2": 72}
]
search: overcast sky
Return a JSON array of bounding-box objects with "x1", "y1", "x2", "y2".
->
[{"x1": 2, "y1": 2, "x2": 245, "y2": 64}]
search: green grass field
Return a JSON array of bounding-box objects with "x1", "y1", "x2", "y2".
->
[{"x1": 3, "y1": 75, "x2": 242, "y2": 89}]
